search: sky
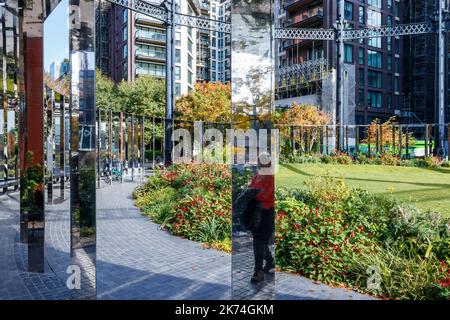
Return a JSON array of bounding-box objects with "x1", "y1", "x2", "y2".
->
[{"x1": 44, "y1": 0, "x2": 69, "y2": 72}]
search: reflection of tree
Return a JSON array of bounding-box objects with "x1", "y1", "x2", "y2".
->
[
  {"x1": 232, "y1": 65, "x2": 273, "y2": 127},
  {"x1": 44, "y1": 73, "x2": 69, "y2": 96},
  {"x1": 20, "y1": 151, "x2": 44, "y2": 219}
]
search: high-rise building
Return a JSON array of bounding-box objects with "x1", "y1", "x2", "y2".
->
[
  {"x1": 276, "y1": 0, "x2": 406, "y2": 125},
  {"x1": 98, "y1": 0, "x2": 200, "y2": 97},
  {"x1": 49, "y1": 62, "x2": 61, "y2": 80},
  {"x1": 196, "y1": 0, "x2": 231, "y2": 83}
]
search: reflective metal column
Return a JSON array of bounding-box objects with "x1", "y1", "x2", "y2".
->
[
  {"x1": 69, "y1": 0, "x2": 96, "y2": 299},
  {"x1": 231, "y1": 0, "x2": 276, "y2": 300},
  {"x1": 18, "y1": 0, "x2": 46, "y2": 272}
]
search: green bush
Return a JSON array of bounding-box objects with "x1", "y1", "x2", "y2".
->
[
  {"x1": 276, "y1": 195, "x2": 377, "y2": 285},
  {"x1": 279, "y1": 175, "x2": 450, "y2": 299},
  {"x1": 280, "y1": 153, "x2": 322, "y2": 164},
  {"x1": 134, "y1": 163, "x2": 232, "y2": 249},
  {"x1": 351, "y1": 246, "x2": 450, "y2": 300}
]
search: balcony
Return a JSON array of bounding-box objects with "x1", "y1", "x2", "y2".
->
[
  {"x1": 136, "y1": 31, "x2": 166, "y2": 44},
  {"x1": 283, "y1": 0, "x2": 320, "y2": 12},
  {"x1": 286, "y1": 7, "x2": 323, "y2": 28},
  {"x1": 283, "y1": 38, "x2": 315, "y2": 50},
  {"x1": 135, "y1": 13, "x2": 165, "y2": 26},
  {"x1": 136, "y1": 68, "x2": 165, "y2": 78},
  {"x1": 136, "y1": 49, "x2": 166, "y2": 62}
]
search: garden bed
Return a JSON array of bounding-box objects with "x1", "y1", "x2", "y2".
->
[{"x1": 134, "y1": 163, "x2": 450, "y2": 300}]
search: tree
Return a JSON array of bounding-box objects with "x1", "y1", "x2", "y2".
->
[
  {"x1": 176, "y1": 82, "x2": 231, "y2": 123},
  {"x1": 362, "y1": 117, "x2": 416, "y2": 151},
  {"x1": 96, "y1": 70, "x2": 121, "y2": 111},
  {"x1": 118, "y1": 75, "x2": 165, "y2": 117},
  {"x1": 277, "y1": 102, "x2": 331, "y2": 154}
]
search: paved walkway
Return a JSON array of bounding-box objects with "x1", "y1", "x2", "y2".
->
[{"x1": 0, "y1": 179, "x2": 375, "y2": 300}]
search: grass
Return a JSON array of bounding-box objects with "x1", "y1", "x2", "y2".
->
[{"x1": 276, "y1": 163, "x2": 450, "y2": 217}]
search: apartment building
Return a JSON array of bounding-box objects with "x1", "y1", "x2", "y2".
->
[
  {"x1": 276, "y1": 0, "x2": 405, "y2": 125},
  {"x1": 98, "y1": 0, "x2": 199, "y2": 97},
  {"x1": 196, "y1": 0, "x2": 231, "y2": 83}
]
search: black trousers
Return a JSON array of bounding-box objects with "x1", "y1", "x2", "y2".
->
[{"x1": 252, "y1": 208, "x2": 274, "y2": 273}]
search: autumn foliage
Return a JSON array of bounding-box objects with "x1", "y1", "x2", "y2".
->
[
  {"x1": 176, "y1": 82, "x2": 231, "y2": 123},
  {"x1": 277, "y1": 102, "x2": 332, "y2": 153}
]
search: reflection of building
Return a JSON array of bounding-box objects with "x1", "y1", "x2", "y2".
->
[
  {"x1": 275, "y1": 0, "x2": 405, "y2": 125},
  {"x1": 196, "y1": 0, "x2": 231, "y2": 83},
  {"x1": 49, "y1": 61, "x2": 60, "y2": 80},
  {"x1": 59, "y1": 59, "x2": 70, "y2": 78},
  {"x1": 97, "y1": 0, "x2": 200, "y2": 97}
]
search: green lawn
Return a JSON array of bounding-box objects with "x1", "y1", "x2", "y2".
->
[{"x1": 276, "y1": 163, "x2": 450, "y2": 216}]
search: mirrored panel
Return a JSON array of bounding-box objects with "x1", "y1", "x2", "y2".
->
[{"x1": 231, "y1": 0, "x2": 276, "y2": 300}]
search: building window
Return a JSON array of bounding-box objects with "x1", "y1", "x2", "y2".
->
[
  {"x1": 387, "y1": 54, "x2": 393, "y2": 71},
  {"x1": 188, "y1": 39, "x2": 193, "y2": 53},
  {"x1": 123, "y1": 26, "x2": 127, "y2": 41},
  {"x1": 395, "y1": 38, "x2": 400, "y2": 54},
  {"x1": 387, "y1": 15, "x2": 393, "y2": 26},
  {"x1": 367, "y1": 9, "x2": 381, "y2": 26},
  {"x1": 358, "y1": 6, "x2": 365, "y2": 24},
  {"x1": 395, "y1": 57, "x2": 399, "y2": 73},
  {"x1": 175, "y1": 83, "x2": 181, "y2": 97},
  {"x1": 122, "y1": 62, "x2": 127, "y2": 80},
  {"x1": 188, "y1": 70, "x2": 193, "y2": 85},
  {"x1": 368, "y1": 0, "x2": 382, "y2": 9},
  {"x1": 136, "y1": 62, "x2": 165, "y2": 77},
  {"x1": 387, "y1": 94, "x2": 392, "y2": 108},
  {"x1": 344, "y1": 1, "x2": 353, "y2": 20},
  {"x1": 367, "y1": 50, "x2": 382, "y2": 68},
  {"x1": 175, "y1": 49, "x2": 180, "y2": 63},
  {"x1": 358, "y1": 89, "x2": 365, "y2": 107},
  {"x1": 387, "y1": 0, "x2": 393, "y2": 11},
  {"x1": 123, "y1": 44, "x2": 127, "y2": 60},
  {"x1": 368, "y1": 91, "x2": 382, "y2": 108},
  {"x1": 136, "y1": 44, "x2": 165, "y2": 59},
  {"x1": 358, "y1": 48, "x2": 364, "y2": 64},
  {"x1": 136, "y1": 26, "x2": 166, "y2": 42},
  {"x1": 175, "y1": 66, "x2": 180, "y2": 80},
  {"x1": 344, "y1": 44, "x2": 353, "y2": 63},
  {"x1": 387, "y1": 75, "x2": 392, "y2": 90},
  {"x1": 368, "y1": 70, "x2": 382, "y2": 88},
  {"x1": 368, "y1": 37, "x2": 381, "y2": 48},
  {"x1": 387, "y1": 37, "x2": 392, "y2": 51},
  {"x1": 395, "y1": 2, "x2": 400, "y2": 17},
  {"x1": 123, "y1": 9, "x2": 127, "y2": 23},
  {"x1": 358, "y1": 68, "x2": 365, "y2": 85}
]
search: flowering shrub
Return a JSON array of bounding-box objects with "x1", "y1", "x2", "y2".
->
[
  {"x1": 435, "y1": 261, "x2": 450, "y2": 299},
  {"x1": 134, "y1": 163, "x2": 232, "y2": 251},
  {"x1": 276, "y1": 196, "x2": 376, "y2": 285},
  {"x1": 134, "y1": 164, "x2": 450, "y2": 300}
]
